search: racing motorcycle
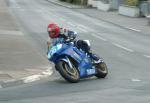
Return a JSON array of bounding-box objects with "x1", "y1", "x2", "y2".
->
[{"x1": 47, "y1": 39, "x2": 108, "y2": 83}]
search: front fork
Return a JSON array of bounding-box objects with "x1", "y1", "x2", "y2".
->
[
  {"x1": 55, "y1": 56, "x2": 74, "y2": 71},
  {"x1": 65, "y1": 56, "x2": 73, "y2": 69}
]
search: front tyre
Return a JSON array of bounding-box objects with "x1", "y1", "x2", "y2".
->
[
  {"x1": 56, "y1": 60, "x2": 79, "y2": 83},
  {"x1": 95, "y1": 62, "x2": 108, "y2": 78}
]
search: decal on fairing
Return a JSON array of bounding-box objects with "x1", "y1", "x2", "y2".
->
[
  {"x1": 86, "y1": 69, "x2": 96, "y2": 75},
  {"x1": 48, "y1": 44, "x2": 62, "y2": 59}
]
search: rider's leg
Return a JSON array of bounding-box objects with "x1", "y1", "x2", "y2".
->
[{"x1": 74, "y1": 40, "x2": 100, "y2": 61}]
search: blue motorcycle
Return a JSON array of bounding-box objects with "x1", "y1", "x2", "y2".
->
[{"x1": 47, "y1": 40, "x2": 108, "y2": 83}]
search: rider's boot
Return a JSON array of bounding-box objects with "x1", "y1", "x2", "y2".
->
[{"x1": 87, "y1": 50, "x2": 101, "y2": 64}]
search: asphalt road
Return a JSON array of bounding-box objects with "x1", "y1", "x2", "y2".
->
[{"x1": 0, "y1": 0, "x2": 150, "y2": 103}]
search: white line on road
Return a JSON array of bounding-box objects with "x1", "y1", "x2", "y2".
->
[
  {"x1": 131, "y1": 79, "x2": 141, "y2": 82},
  {"x1": 125, "y1": 27, "x2": 141, "y2": 32},
  {"x1": 144, "y1": 55, "x2": 150, "y2": 58},
  {"x1": 67, "y1": 22, "x2": 76, "y2": 27},
  {"x1": 77, "y1": 24, "x2": 88, "y2": 32},
  {"x1": 23, "y1": 75, "x2": 41, "y2": 83},
  {"x1": 78, "y1": 24, "x2": 87, "y2": 29},
  {"x1": 112, "y1": 43, "x2": 134, "y2": 52},
  {"x1": 23, "y1": 68, "x2": 53, "y2": 83},
  {"x1": 78, "y1": 24, "x2": 95, "y2": 32},
  {"x1": 77, "y1": 27, "x2": 88, "y2": 33},
  {"x1": 91, "y1": 33, "x2": 107, "y2": 41}
]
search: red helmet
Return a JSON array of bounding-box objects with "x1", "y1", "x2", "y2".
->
[{"x1": 47, "y1": 23, "x2": 60, "y2": 38}]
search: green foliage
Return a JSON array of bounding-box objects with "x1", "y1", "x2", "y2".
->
[{"x1": 125, "y1": 0, "x2": 139, "y2": 6}]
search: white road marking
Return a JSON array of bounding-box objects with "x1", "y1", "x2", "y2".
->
[
  {"x1": 95, "y1": 22, "x2": 113, "y2": 29},
  {"x1": 125, "y1": 27, "x2": 141, "y2": 32},
  {"x1": 112, "y1": 43, "x2": 134, "y2": 52},
  {"x1": 77, "y1": 24, "x2": 89, "y2": 32},
  {"x1": 67, "y1": 22, "x2": 76, "y2": 27},
  {"x1": 91, "y1": 33, "x2": 107, "y2": 41},
  {"x1": 42, "y1": 68, "x2": 53, "y2": 75},
  {"x1": 78, "y1": 24, "x2": 95, "y2": 32},
  {"x1": 23, "y1": 75, "x2": 41, "y2": 83},
  {"x1": 131, "y1": 79, "x2": 141, "y2": 82},
  {"x1": 144, "y1": 55, "x2": 150, "y2": 58},
  {"x1": 23, "y1": 68, "x2": 53, "y2": 83},
  {"x1": 78, "y1": 24, "x2": 87, "y2": 29},
  {"x1": 77, "y1": 27, "x2": 88, "y2": 33}
]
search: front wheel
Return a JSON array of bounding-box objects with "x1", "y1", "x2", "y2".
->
[
  {"x1": 95, "y1": 62, "x2": 108, "y2": 78},
  {"x1": 56, "y1": 60, "x2": 80, "y2": 83}
]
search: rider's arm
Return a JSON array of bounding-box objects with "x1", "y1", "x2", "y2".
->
[
  {"x1": 47, "y1": 38, "x2": 58, "y2": 48},
  {"x1": 47, "y1": 38, "x2": 52, "y2": 50},
  {"x1": 60, "y1": 28, "x2": 77, "y2": 40}
]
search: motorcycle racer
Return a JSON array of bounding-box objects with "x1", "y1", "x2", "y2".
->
[{"x1": 47, "y1": 23, "x2": 100, "y2": 63}]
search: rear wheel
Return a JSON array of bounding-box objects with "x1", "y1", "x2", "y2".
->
[
  {"x1": 56, "y1": 60, "x2": 79, "y2": 83},
  {"x1": 95, "y1": 62, "x2": 108, "y2": 78}
]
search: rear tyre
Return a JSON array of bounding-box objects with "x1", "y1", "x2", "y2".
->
[
  {"x1": 95, "y1": 62, "x2": 108, "y2": 78},
  {"x1": 56, "y1": 60, "x2": 79, "y2": 83}
]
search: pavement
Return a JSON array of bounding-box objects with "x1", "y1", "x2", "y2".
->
[
  {"x1": 0, "y1": 0, "x2": 53, "y2": 89},
  {"x1": 47, "y1": 0, "x2": 150, "y2": 35}
]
